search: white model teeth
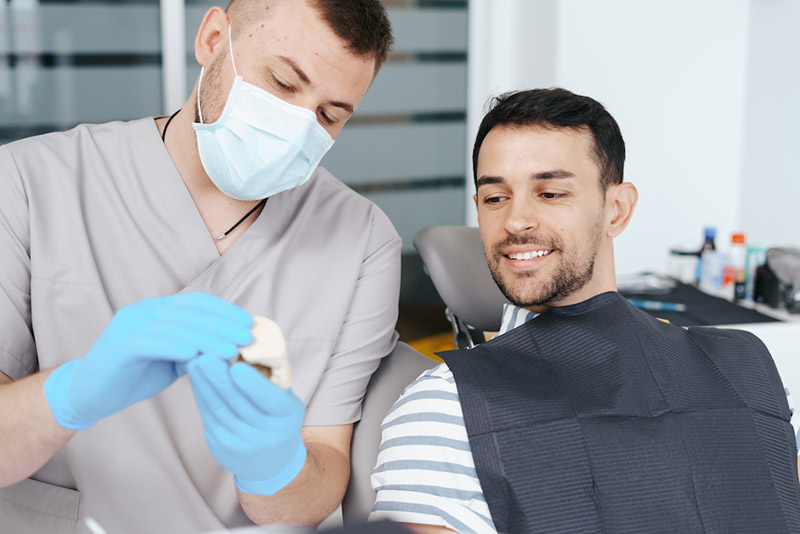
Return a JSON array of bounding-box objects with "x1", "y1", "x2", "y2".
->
[{"x1": 509, "y1": 250, "x2": 551, "y2": 260}]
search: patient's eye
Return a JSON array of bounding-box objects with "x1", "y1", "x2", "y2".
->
[
  {"x1": 541, "y1": 192, "x2": 564, "y2": 200},
  {"x1": 483, "y1": 195, "x2": 508, "y2": 205}
]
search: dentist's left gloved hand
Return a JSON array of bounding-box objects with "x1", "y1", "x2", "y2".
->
[
  {"x1": 187, "y1": 354, "x2": 306, "y2": 496},
  {"x1": 44, "y1": 293, "x2": 254, "y2": 430}
]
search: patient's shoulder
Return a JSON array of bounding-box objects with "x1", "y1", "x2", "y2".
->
[
  {"x1": 381, "y1": 363, "x2": 462, "y2": 428},
  {"x1": 401, "y1": 362, "x2": 458, "y2": 397},
  {"x1": 418, "y1": 362, "x2": 456, "y2": 383}
]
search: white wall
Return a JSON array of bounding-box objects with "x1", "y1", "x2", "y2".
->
[
  {"x1": 467, "y1": 0, "x2": 796, "y2": 276},
  {"x1": 739, "y1": 0, "x2": 800, "y2": 250},
  {"x1": 466, "y1": 0, "x2": 558, "y2": 218}
]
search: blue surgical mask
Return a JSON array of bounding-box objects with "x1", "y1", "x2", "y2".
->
[{"x1": 192, "y1": 27, "x2": 335, "y2": 201}]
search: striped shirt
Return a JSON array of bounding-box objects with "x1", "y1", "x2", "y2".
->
[
  {"x1": 369, "y1": 304, "x2": 533, "y2": 532},
  {"x1": 370, "y1": 304, "x2": 798, "y2": 532}
]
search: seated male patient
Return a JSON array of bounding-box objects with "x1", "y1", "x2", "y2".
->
[{"x1": 369, "y1": 88, "x2": 800, "y2": 533}]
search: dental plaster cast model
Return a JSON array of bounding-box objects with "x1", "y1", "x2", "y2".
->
[{"x1": 235, "y1": 316, "x2": 293, "y2": 389}]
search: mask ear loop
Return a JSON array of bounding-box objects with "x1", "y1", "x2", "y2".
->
[
  {"x1": 196, "y1": 24, "x2": 237, "y2": 125},
  {"x1": 228, "y1": 25, "x2": 238, "y2": 77},
  {"x1": 196, "y1": 67, "x2": 206, "y2": 124}
]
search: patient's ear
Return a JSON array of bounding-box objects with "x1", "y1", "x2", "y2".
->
[{"x1": 605, "y1": 182, "x2": 638, "y2": 238}]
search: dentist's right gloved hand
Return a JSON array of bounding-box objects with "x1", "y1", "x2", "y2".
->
[
  {"x1": 44, "y1": 292, "x2": 254, "y2": 430},
  {"x1": 187, "y1": 354, "x2": 306, "y2": 496}
]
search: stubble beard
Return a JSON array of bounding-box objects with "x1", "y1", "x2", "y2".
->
[
  {"x1": 195, "y1": 44, "x2": 229, "y2": 124},
  {"x1": 487, "y1": 223, "x2": 603, "y2": 308}
]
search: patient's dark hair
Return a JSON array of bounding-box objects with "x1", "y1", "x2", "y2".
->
[{"x1": 472, "y1": 88, "x2": 625, "y2": 192}]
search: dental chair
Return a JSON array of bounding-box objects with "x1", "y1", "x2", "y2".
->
[
  {"x1": 341, "y1": 341, "x2": 437, "y2": 523},
  {"x1": 412, "y1": 226, "x2": 509, "y2": 349},
  {"x1": 341, "y1": 226, "x2": 502, "y2": 522}
]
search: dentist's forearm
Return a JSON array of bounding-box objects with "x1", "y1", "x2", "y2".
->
[
  {"x1": 237, "y1": 438, "x2": 350, "y2": 526},
  {"x1": 0, "y1": 368, "x2": 76, "y2": 487}
]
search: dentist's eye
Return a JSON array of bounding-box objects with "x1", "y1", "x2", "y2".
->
[
  {"x1": 318, "y1": 108, "x2": 336, "y2": 125},
  {"x1": 273, "y1": 77, "x2": 294, "y2": 93},
  {"x1": 542, "y1": 192, "x2": 564, "y2": 199}
]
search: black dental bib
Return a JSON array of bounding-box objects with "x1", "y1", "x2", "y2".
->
[{"x1": 439, "y1": 292, "x2": 800, "y2": 534}]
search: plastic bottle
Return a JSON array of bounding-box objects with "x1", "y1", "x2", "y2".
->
[
  {"x1": 744, "y1": 245, "x2": 766, "y2": 302},
  {"x1": 722, "y1": 232, "x2": 747, "y2": 301},
  {"x1": 695, "y1": 227, "x2": 717, "y2": 285},
  {"x1": 700, "y1": 249, "x2": 724, "y2": 293}
]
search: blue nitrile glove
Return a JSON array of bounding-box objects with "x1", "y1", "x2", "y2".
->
[
  {"x1": 44, "y1": 293, "x2": 254, "y2": 430},
  {"x1": 186, "y1": 354, "x2": 307, "y2": 496}
]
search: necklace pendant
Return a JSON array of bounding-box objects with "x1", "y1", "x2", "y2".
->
[{"x1": 210, "y1": 198, "x2": 267, "y2": 246}]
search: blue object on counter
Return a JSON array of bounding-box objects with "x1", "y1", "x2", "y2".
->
[{"x1": 628, "y1": 299, "x2": 688, "y2": 312}]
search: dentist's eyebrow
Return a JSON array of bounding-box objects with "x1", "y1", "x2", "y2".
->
[
  {"x1": 278, "y1": 56, "x2": 311, "y2": 85},
  {"x1": 329, "y1": 100, "x2": 354, "y2": 114},
  {"x1": 278, "y1": 56, "x2": 355, "y2": 114}
]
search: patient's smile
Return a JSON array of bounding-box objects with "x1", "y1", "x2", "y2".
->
[
  {"x1": 501, "y1": 243, "x2": 557, "y2": 272},
  {"x1": 507, "y1": 250, "x2": 552, "y2": 261}
]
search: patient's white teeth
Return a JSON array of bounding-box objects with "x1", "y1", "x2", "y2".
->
[{"x1": 508, "y1": 250, "x2": 552, "y2": 260}]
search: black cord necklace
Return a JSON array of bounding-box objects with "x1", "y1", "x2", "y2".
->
[{"x1": 161, "y1": 109, "x2": 267, "y2": 244}]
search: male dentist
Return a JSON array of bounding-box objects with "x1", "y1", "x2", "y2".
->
[{"x1": 0, "y1": 1, "x2": 400, "y2": 532}]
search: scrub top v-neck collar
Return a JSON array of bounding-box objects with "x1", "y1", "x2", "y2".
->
[
  {"x1": 126, "y1": 118, "x2": 289, "y2": 300},
  {"x1": 133, "y1": 117, "x2": 274, "y2": 262}
]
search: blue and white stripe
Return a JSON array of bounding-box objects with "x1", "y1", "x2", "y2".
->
[
  {"x1": 369, "y1": 305, "x2": 535, "y2": 532},
  {"x1": 496, "y1": 303, "x2": 537, "y2": 338},
  {"x1": 369, "y1": 362, "x2": 497, "y2": 533}
]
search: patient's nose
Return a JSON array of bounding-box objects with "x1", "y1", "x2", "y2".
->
[{"x1": 504, "y1": 198, "x2": 540, "y2": 235}]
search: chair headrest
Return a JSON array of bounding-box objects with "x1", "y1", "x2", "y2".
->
[{"x1": 413, "y1": 226, "x2": 509, "y2": 332}]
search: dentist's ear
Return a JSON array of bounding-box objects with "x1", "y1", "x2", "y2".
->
[
  {"x1": 605, "y1": 182, "x2": 638, "y2": 238},
  {"x1": 194, "y1": 6, "x2": 229, "y2": 67}
]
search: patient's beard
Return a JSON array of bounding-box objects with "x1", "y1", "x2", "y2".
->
[{"x1": 486, "y1": 226, "x2": 601, "y2": 308}]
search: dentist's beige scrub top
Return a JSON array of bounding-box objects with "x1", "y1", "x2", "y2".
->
[{"x1": 0, "y1": 118, "x2": 401, "y2": 534}]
